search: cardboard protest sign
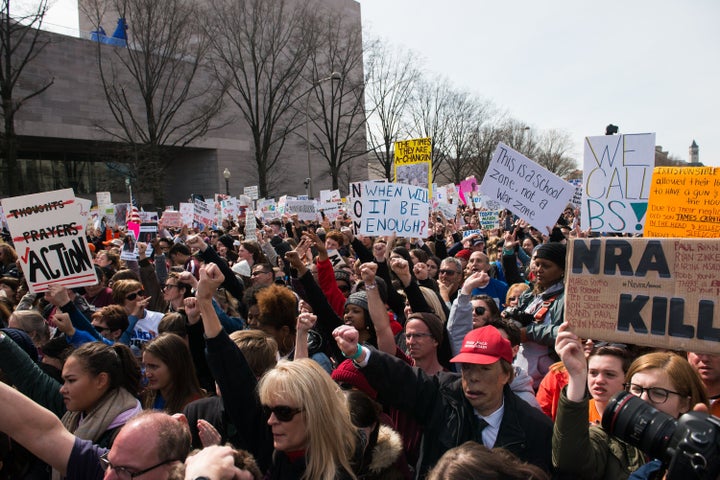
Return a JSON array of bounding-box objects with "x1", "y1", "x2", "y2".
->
[
  {"x1": 285, "y1": 200, "x2": 317, "y2": 222},
  {"x1": 566, "y1": 237, "x2": 720, "y2": 354},
  {"x1": 644, "y1": 166, "x2": 720, "y2": 238},
  {"x1": 221, "y1": 197, "x2": 239, "y2": 220},
  {"x1": 327, "y1": 249, "x2": 347, "y2": 269},
  {"x1": 318, "y1": 201, "x2": 341, "y2": 221},
  {"x1": 353, "y1": 181, "x2": 429, "y2": 237},
  {"x1": 480, "y1": 143, "x2": 574, "y2": 232},
  {"x1": 394, "y1": 137, "x2": 432, "y2": 192},
  {"x1": 1, "y1": 189, "x2": 98, "y2": 293},
  {"x1": 582, "y1": 133, "x2": 655, "y2": 233}
]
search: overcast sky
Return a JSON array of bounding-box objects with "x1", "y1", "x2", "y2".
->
[
  {"x1": 359, "y1": 0, "x2": 720, "y2": 167},
  {"x1": 26, "y1": 0, "x2": 720, "y2": 167}
]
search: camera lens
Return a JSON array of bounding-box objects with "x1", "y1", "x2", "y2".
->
[{"x1": 602, "y1": 391, "x2": 677, "y2": 460}]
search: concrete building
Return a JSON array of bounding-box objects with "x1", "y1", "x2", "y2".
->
[{"x1": 4, "y1": 0, "x2": 366, "y2": 207}]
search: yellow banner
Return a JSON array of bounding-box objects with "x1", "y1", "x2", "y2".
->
[{"x1": 644, "y1": 166, "x2": 720, "y2": 238}]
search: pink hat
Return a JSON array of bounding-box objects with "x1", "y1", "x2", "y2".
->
[{"x1": 450, "y1": 326, "x2": 513, "y2": 364}]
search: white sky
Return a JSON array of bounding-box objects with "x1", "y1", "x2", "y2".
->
[
  {"x1": 19, "y1": 0, "x2": 720, "y2": 167},
  {"x1": 359, "y1": 0, "x2": 720, "y2": 167}
]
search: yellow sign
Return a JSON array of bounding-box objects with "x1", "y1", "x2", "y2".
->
[
  {"x1": 644, "y1": 167, "x2": 720, "y2": 238},
  {"x1": 393, "y1": 137, "x2": 432, "y2": 192}
]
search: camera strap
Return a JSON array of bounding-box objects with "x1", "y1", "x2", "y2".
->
[{"x1": 533, "y1": 294, "x2": 559, "y2": 323}]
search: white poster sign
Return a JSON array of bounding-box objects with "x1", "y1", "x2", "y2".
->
[
  {"x1": 1, "y1": 189, "x2": 98, "y2": 293},
  {"x1": 582, "y1": 133, "x2": 655, "y2": 234},
  {"x1": 480, "y1": 142, "x2": 574, "y2": 232}
]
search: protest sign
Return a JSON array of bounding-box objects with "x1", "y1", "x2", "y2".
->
[
  {"x1": 257, "y1": 199, "x2": 276, "y2": 220},
  {"x1": 394, "y1": 137, "x2": 432, "y2": 191},
  {"x1": 318, "y1": 201, "x2": 341, "y2": 221},
  {"x1": 193, "y1": 199, "x2": 215, "y2": 229},
  {"x1": 179, "y1": 203, "x2": 194, "y2": 226},
  {"x1": 96, "y1": 191, "x2": 111, "y2": 207},
  {"x1": 119, "y1": 231, "x2": 138, "y2": 261},
  {"x1": 137, "y1": 223, "x2": 158, "y2": 257},
  {"x1": 480, "y1": 143, "x2": 573, "y2": 232},
  {"x1": 568, "y1": 178, "x2": 582, "y2": 209},
  {"x1": 435, "y1": 202, "x2": 456, "y2": 220},
  {"x1": 245, "y1": 209, "x2": 257, "y2": 242},
  {"x1": 161, "y1": 210, "x2": 183, "y2": 228},
  {"x1": 582, "y1": 133, "x2": 655, "y2": 233},
  {"x1": 1, "y1": 189, "x2": 98, "y2": 293},
  {"x1": 285, "y1": 200, "x2": 317, "y2": 222},
  {"x1": 221, "y1": 197, "x2": 239, "y2": 220},
  {"x1": 353, "y1": 181, "x2": 430, "y2": 237},
  {"x1": 114, "y1": 203, "x2": 129, "y2": 227},
  {"x1": 243, "y1": 185, "x2": 258, "y2": 200},
  {"x1": 644, "y1": 167, "x2": 720, "y2": 238},
  {"x1": 478, "y1": 210, "x2": 500, "y2": 230},
  {"x1": 473, "y1": 193, "x2": 502, "y2": 211},
  {"x1": 98, "y1": 205, "x2": 116, "y2": 228},
  {"x1": 76, "y1": 198, "x2": 93, "y2": 227},
  {"x1": 566, "y1": 237, "x2": 720, "y2": 354},
  {"x1": 138, "y1": 211, "x2": 158, "y2": 223},
  {"x1": 459, "y1": 177, "x2": 478, "y2": 205},
  {"x1": 327, "y1": 249, "x2": 347, "y2": 269}
]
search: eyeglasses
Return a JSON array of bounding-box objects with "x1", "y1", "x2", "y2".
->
[
  {"x1": 507, "y1": 296, "x2": 518, "y2": 302},
  {"x1": 263, "y1": 405, "x2": 302, "y2": 422},
  {"x1": 473, "y1": 306, "x2": 487, "y2": 316},
  {"x1": 99, "y1": 452, "x2": 178, "y2": 479},
  {"x1": 163, "y1": 284, "x2": 179, "y2": 291},
  {"x1": 251, "y1": 270, "x2": 270, "y2": 276},
  {"x1": 405, "y1": 332, "x2": 434, "y2": 340},
  {"x1": 125, "y1": 290, "x2": 144, "y2": 301},
  {"x1": 439, "y1": 269, "x2": 459, "y2": 276},
  {"x1": 624, "y1": 383, "x2": 685, "y2": 404},
  {"x1": 94, "y1": 325, "x2": 112, "y2": 334}
]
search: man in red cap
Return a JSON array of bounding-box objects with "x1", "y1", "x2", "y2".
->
[{"x1": 333, "y1": 324, "x2": 553, "y2": 477}]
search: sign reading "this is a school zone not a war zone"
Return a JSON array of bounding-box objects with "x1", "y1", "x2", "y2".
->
[
  {"x1": 565, "y1": 237, "x2": 720, "y2": 355},
  {"x1": 1, "y1": 189, "x2": 98, "y2": 293}
]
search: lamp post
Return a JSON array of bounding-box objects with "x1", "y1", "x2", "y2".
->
[
  {"x1": 305, "y1": 71, "x2": 341, "y2": 198},
  {"x1": 223, "y1": 168, "x2": 231, "y2": 195}
]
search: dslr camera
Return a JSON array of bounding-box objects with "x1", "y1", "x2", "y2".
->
[
  {"x1": 603, "y1": 391, "x2": 720, "y2": 480},
  {"x1": 501, "y1": 306, "x2": 534, "y2": 327}
]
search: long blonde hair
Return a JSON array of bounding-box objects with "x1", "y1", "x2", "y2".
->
[{"x1": 258, "y1": 359, "x2": 357, "y2": 480}]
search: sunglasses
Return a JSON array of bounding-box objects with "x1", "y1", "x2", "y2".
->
[
  {"x1": 126, "y1": 290, "x2": 145, "y2": 301},
  {"x1": 94, "y1": 325, "x2": 112, "y2": 334},
  {"x1": 439, "y1": 269, "x2": 458, "y2": 276},
  {"x1": 473, "y1": 306, "x2": 486, "y2": 316},
  {"x1": 507, "y1": 296, "x2": 518, "y2": 302},
  {"x1": 263, "y1": 405, "x2": 302, "y2": 422}
]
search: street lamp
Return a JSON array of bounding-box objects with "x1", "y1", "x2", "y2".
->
[
  {"x1": 223, "y1": 168, "x2": 231, "y2": 195},
  {"x1": 305, "y1": 71, "x2": 342, "y2": 198}
]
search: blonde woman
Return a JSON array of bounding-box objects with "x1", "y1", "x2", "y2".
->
[{"x1": 258, "y1": 358, "x2": 358, "y2": 480}]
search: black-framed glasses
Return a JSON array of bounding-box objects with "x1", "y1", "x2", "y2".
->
[
  {"x1": 473, "y1": 306, "x2": 486, "y2": 316},
  {"x1": 263, "y1": 405, "x2": 302, "y2": 422},
  {"x1": 624, "y1": 383, "x2": 685, "y2": 404},
  {"x1": 405, "y1": 332, "x2": 434, "y2": 340},
  {"x1": 439, "y1": 269, "x2": 459, "y2": 276},
  {"x1": 125, "y1": 290, "x2": 145, "y2": 301},
  {"x1": 99, "y1": 452, "x2": 178, "y2": 479}
]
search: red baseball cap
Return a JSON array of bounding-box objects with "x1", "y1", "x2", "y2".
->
[
  {"x1": 450, "y1": 326, "x2": 513, "y2": 364},
  {"x1": 455, "y1": 248, "x2": 472, "y2": 260}
]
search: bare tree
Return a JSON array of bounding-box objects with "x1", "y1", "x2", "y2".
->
[
  {"x1": 0, "y1": 0, "x2": 53, "y2": 196},
  {"x1": 407, "y1": 76, "x2": 453, "y2": 181},
  {"x1": 84, "y1": 0, "x2": 226, "y2": 205},
  {"x1": 468, "y1": 121, "x2": 506, "y2": 182},
  {"x1": 364, "y1": 40, "x2": 420, "y2": 181},
  {"x1": 207, "y1": 0, "x2": 314, "y2": 197},
  {"x1": 306, "y1": 8, "x2": 366, "y2": 193},
  {"x1": 535, "y1": 128, "x2": 577, "y2": 178},
  {"x1": 442, "y1": 91, "x2": 495, "y2": 184}
]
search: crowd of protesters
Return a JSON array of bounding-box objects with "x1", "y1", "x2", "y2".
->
[{"x1": 0, "y1": 203, "x2": 718, "y2": 480}]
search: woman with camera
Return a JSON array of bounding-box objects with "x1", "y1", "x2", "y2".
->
[{"x1": 552, "y1": 322, "x2": 709, "y2": 480}]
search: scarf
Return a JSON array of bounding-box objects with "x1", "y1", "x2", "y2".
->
[{"x1": 61, "y1": 387, "x2": 141, "y2": 443}]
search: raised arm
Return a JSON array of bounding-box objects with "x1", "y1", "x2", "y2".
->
[
  {"x1": 360, "y1": 262, "x2": 396, "y2": 355},
  {"x1": 0, "y1": 374, "x2": 75, "y2": 475}
]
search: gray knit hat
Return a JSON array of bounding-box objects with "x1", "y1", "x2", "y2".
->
[{"x1": 345, "y1": 291, "x2": 368, "y2": 312}]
